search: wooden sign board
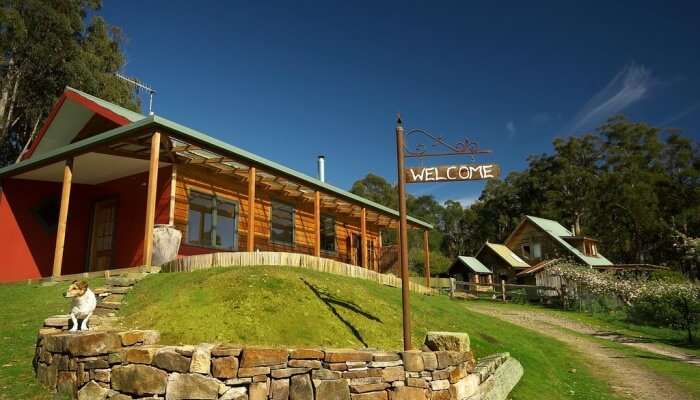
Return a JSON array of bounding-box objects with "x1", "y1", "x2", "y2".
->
[{"x1": 405, "y1": 163, "x2": 501, "y2": 183}]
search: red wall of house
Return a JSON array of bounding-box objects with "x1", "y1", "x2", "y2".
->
[{"x1": 0, "y1": 166, "x2": 171, "y2": 282}]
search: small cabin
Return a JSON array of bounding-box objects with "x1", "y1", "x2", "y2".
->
[
  {"x1": 447, "y1": 256, "x2": 493, "y2": 285},
  {"x1": 475, "y1": 242, "x2": 530, "y2": 284}
]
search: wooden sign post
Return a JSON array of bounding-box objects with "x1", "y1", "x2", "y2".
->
[{"x1": 395, "y1": 115, "x2": 498, "y2": 351}]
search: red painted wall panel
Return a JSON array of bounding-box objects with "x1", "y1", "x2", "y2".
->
[{"x1": 0, "y1": 166, "x2": 171, "y2": 282}]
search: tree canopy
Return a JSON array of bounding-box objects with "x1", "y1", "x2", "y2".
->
[{"x1": 0, "y1": 0, "x2": 138, "y2": 166}]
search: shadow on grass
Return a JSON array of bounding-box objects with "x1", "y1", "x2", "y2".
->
[{"x1": 301, "y1": 278, "x2": 382, "y2": 347}]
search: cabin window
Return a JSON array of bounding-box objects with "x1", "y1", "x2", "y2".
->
[
  {"x1": 31, "y1": 196, "x2": 61, "y2": 232},
  {"x1": 187, "y1": 191, "x2": 238, "y2": 250},
  {"x1": 320, "y1": 215, "x2": 336, "y2": 252},
  {"x1": 532, "y1": 242, "x2": 542, "y2": 258},
  {"x1": 271, "y1": 200, "x2": 295, "y2": 246},
  {"x1": 520, "y1": 243, "x2": 531, "y2": 259}
]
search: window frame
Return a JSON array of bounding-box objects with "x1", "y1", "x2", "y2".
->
[
  {"x1": 186, "y1": 188, "x2": 240, "y2": 251},
  {"x1": 269, "y1": 199, "x2": 296, "y2": 247},
  {"x1": 320, "y1": 214, "x2": 337, "y2": 254}
]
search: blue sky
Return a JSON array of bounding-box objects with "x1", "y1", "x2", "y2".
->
[{"x1": 101, "y1": 1, "x2": 700, "y2": 206}]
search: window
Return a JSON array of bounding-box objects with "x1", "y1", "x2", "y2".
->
[
  {"x1": 270, "y1": 200, "x2": 295, "y2": 246},
  {"x1": 532, "y1": 242, "x2": 542, "y2": 258},
  {"x1": 520, "y1": 243, "x2": 531, "y2": 259},
  {"x1": 320, "y1": 215, "x2": 336, "y2": 252},
  {"x1": 187, "y1": 191, "x2": 238, "y2": 249},
  {"x1": 32, "y1": 196, "x2": 61, "y2": 232}
]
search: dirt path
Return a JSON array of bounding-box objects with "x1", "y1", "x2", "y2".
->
[{"x1": 469, "y1": 303, "x2": 694, "y2": 400}]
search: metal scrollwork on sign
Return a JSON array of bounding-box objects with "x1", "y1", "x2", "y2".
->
[{"x1": 404, "y1": 128, "x2": 491, "y2": 160}]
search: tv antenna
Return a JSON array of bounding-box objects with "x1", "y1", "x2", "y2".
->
[{"x1": 115, "y1": 73, "x2": 157, "y2": 115}]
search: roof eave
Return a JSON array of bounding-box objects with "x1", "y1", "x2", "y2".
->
[{"x1": 0, "y1": 115, "x2": 433, "y2": 229}]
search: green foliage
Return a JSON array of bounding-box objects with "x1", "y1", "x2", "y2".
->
[
  {"x1": 0, "y1": 0, "x2": 138, "y2": 165},
  {"x1": 408, "y1": 247, "x2": 452, "y2": 276},
  {"x1": 549, "y1": 262, "x2": 700, "y2": 343}
]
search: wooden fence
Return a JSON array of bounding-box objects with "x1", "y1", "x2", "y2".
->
[
  {"x1": 161, "y1": 251, "x2": 437, "y2": 295},
  {"x1": 454, "y1": 280, "x2": 561, "y2": 302}
]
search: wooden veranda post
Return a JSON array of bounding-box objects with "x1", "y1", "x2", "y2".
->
[
  {"x1": 247, "y1": 166, "x2": 257, "y2": 252},
  {"x1": 395, "y1": 116, "x2": 412, "y2": 351},
  {"x1": 142, "y1": 131, "x2": 161, "y2": 266},
  {"x1": 314, "y1": 191, "x2": 321, "y2": 257},
  {"x1": 423, "y1": 229, "x2": 430, "y2": 288},
  {"x1": 52, "y1": 158, "x2": 73, "y2": 278},
  {"x1": 361, "y1": 207, "x2": 367, "y2": 268}
]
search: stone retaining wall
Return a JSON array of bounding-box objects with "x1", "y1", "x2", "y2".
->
[{"x1": 34, "y1": 329, "x2": 521, "y2": 400}]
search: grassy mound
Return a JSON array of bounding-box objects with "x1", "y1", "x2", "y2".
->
[{"x1": 119, "y1": 266, "x2": 618, "y2": 400}]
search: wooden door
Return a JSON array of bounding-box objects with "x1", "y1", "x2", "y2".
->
[{"x1": 89, "y1": 199, "x2": 117, "y2": 271}]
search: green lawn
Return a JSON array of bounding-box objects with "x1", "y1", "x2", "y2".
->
[
  {"x1": 120, "y1": 266, "x2": 619, "y2": 400},
  {"x1": 0, "y1": 281, "x2": 74, "y2": 400}
]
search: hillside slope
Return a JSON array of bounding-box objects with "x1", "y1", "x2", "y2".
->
[{"x1": 119, "y1": 266, "x2": 618, "y2": 400}]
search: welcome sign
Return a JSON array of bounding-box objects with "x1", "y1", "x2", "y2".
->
[{"x1": 405, "y1": 163, "x2": 501, "y2": 183}]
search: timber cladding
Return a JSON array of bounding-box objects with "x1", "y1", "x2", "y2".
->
[{"x1": 174, "y1": 164, "x2": 380, "y2": 268}]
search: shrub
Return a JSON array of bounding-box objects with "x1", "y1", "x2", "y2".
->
[{"x1": 550, "y1": 262, "x2": 700, "y2": 343}]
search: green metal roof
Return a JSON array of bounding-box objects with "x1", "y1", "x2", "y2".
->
[
  {"x1": 454, "y1": 256, "x2": 492, "y2": 274},
  {"x1": 66, "y1": 87, "x2": 145, "y2": 122},
  {"x1": 0, "y1": 112, "x2": 433, "y2": 230},
  {"x1": 525, "y1": 215, "x2": 613, "y2": 266},
  {"x1": 483, "y1": 242, "x2": 529, "y2": 268}
]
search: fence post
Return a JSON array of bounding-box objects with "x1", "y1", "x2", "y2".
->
[
  {"x1": 501, "y1": 279, "x2": 506, "y2": 301},
  {"x1": 449, "y1": 278, "x2": 456, "y2": 298}
]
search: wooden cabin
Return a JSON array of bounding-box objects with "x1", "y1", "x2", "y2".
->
[
  {"x1": 0, "y1": 87, "x2": 432, "y2": 282},
  {"x1": 447, "y1": 256, "x2": 493, "y2": 285},
  {"x1": 475, "y1": 242, "x2": 529, "y2": 284},
  {"x1": 505, "y1": 216, "x2": 613, "y2": 269}
]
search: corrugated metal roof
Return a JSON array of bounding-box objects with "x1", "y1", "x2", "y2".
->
[
  {"x1": 66, "y1": 87, "x2": 144, "y2": 122},
  {"x1": 0, "y1": 112, "x2": 433, "y2": 229},
  {"x1": 525, "y1": 216, "x2": 613, "y2": 266},
  {"x1": 484, "y1": 242, "x2": 529, "y2": 268},
  {"x1": 456, "y1": 256, "x2": 492, "y2": 274}
]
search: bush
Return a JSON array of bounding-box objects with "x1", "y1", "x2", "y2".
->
[
  {"x1": 408, "y1": 248, "x2": 451, "y2": 277},
  {"x1": 550, "y1": 262, "x2": 700, "y2": 343}
]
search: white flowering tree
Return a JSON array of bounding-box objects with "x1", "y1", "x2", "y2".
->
[{"x1": 549, "y1": 262, "x2": 700, "y2": 343}]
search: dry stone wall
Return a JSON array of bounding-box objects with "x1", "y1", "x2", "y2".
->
[{"x1": 33, "y1": 329, "x2": 521, "y2": 400}]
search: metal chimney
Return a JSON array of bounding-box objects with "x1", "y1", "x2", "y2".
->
[{"x1": 318, "y1": 155, "x2": 325, "y2": 182}]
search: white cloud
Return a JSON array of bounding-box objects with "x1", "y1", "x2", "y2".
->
[
  {"x1": 506, "y1": 121, "x2": 516, "y2": 139},
  {"x1": 569, "y1": 63, "x2": 654, "y2": 132}
]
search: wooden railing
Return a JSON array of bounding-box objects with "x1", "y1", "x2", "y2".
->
[
  {"x1": 454, "y1": 280, "x2": 561, "y2": 302},
  {"x1": 161, "y1": 251, "x2": 437, "y2": 295}
]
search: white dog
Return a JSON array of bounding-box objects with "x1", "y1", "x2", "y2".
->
[{"x1": 64, "y1": 280, "x2": 97, "y2": 332}]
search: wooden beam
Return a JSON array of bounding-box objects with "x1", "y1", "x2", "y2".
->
[
  {"x1": 314, "y1": 191, "x2": 321, "y2": 257},
  {"x1": 247, "y1": 166, "x2": 256, "y2": 252},
  {"x1": 171, "y1": 144, "x2": 201, "y2": 152},
  {"x1": 168, "y1": 164, "x2": 177, "y2": 225},
  {"x1": 52, "y1": 158, "x2": 73, "y2": 278},
  {"x1": 143, "y1": 131, "x2": 161, "y2": 266},
  {"x1": 361, "y1": 207, "x2": 367, "y2": 269},
  {"x1": 424, "y1": 229, "x2": 430, "y2": 288}
]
